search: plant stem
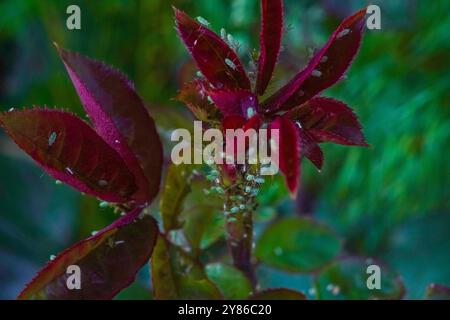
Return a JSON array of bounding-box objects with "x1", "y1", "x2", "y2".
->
[{"x1": 224, "y1": 186, "x2": 257, "y2": 288}]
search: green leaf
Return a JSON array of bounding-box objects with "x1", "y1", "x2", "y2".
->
[
  {"x1": 151, "y1": 235, "x2": 222, "y2": 300},
  {"x1": 255, "y1": 217, "x2": 341, "y2": 273},
  {"x1": 182, "y1": 177, "x2": 225, "y2": 253},
  {"x1": 160, "y1": 164, "x2": 193, "y2": 231},
  {"x1": 424, "y1": 283, "x2": 450, "y2": 300},
  {"x1": 183, "y1": 205, "x2": 225, "y2": 254},
  {"x1": 249, "y1": 288, "x2": 306, "y2": 300},
  {"x1": 205, "y1": 263, "x2": 253, "y2": 299},
  {"x1": 314, "y1": 258, "x2": 405, "y2": 300}
]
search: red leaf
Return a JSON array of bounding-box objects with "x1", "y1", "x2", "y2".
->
[
  {"x1": 0, "y1": 109, "x2": 137, "y2": 203},
  {"x1": 176, "y1": 80, "x2": 221, "y2": 121},
  {"x1": 222, "y1": 115, "x2": 262, "y2": 132},
  {"x1": 174, "y1": 7, "x2": 251, "y2": 91},
  {"x1": 222, "y1": 115, "x2": 247, "y2": 131},
  {"x1": 18, "y1": 208, "x2": 159, "y2": 300},
  {"x1": 262, "y1": 8, "x2": 367, "y2": 113},
  {"x1": 256, "y1": 0, "x2": 284, "y2": 95},
  {"x1": 298, "y1": 127, "x2": 324, "y2": 170},
  {"x1": 268, "y1": 116, "x2": 300, "y2": 197},
  {"x1": 301, "y1": 97, "x2": 367, "y2": 146},
  {"x1": 56, "y1": 46, "x2": 163, "y2": 205},
  {"x1": 209, "y1": 89, "x2": 258, "y2": 119}
]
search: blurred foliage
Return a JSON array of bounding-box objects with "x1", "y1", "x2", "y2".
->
[{"x1": 0, "y1": 0, "x2": 449, "y2": 299}]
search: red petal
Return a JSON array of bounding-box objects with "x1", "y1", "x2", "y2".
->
[
  {"x1": 0, "y1": 109, "x2": 137, "y2": 203},
  {"x1": 56, "y1": 46, "x2": 163, "y2": 205},
  {"x1": 174, "y1": 7, "x2": 251, "y2": 91},
  {"x1": 262, "y1": 8, "x2": 367, "y2": 113},
  {"x1": 256, "y1": 0, "x2": 284, "y2": 95},
  {"x1": 209, "y1": 89, "x2": 258, "y2": 119},
  {"x1": 295, "y1": 97, "x2": 367, "y2": 146},
  {"x1": 268, "y1": 116, "x2": 300, "y2": 197},
  {"x1": 18, "y1": 208, "x2": 158, "y2": 300}
]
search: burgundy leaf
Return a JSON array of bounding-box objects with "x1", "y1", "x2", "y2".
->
[
  {"x1": 174, "y1": 7, "x2": 251, "y2": 91},
  {"x1": 301, "y1": 97, "x2": 367, "y2": 146},
  {"x1": 222, "y1": 115, "x2": 247, "y2": 131},
  {"x1": 256, "y1": 0, "x2": 284, "y2": 95},
  {"x1": 18, "y1": 208, "x2": 159, "y2": 300},
  {"x1": 209, "y1": 89, "x2": 258, "y2": 119},
  {"x1": 0, "y1": 109, "x2": 137, "y2": 203},
  {"x1": 268, "y1": 116, "x2": 300, "y2": 197},
  {"x1": 243, "y1": 114, "x2": 263, "y2": 132},
  {"x1": 222, "y1": 114, "x2": 262, "y2": 131},
  {"x1": 298, "y1": 127, "x2": 324, "y2": 170},
  {"x1": 262, "y1": 8, "x2": 367, "y2": 113},
  {"x1": 56, "y1": 46, "x2": 163, "y2": 205},
  {"x1": 176, "y1": 80, "x2": 221, "y2": 122}
]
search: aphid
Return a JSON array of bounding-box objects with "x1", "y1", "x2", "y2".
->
[
  {"x1": 247, "y1": 107, "x2": 255, "y2": 118},
  {"x1": 246, "y1": 174, "x2": 254, "y2": 181},
  {"x1": 98, "y1": 179, "x2": 108, "y2": 187},
  {"x1": 8, "y1": 107, "x2": 15, "y2": 112},
  {"x1": 227, "y1": 34, "x2": 235, "y2": 45},
  {"x1": 55, "y1": 180, "x2": 62, "y2": 185},
  {"x1": 337, "y1": 28, "x2": 350, "y2": 39},
  {"x1": 308, "y1": 288, "x2": 316, "y2": 296},
  {"x1": 49, "y1": 255, "x2": 56, "y2": 261},
  {"x1": 196, "y1": 16, "x2": 210, "y2": 27},
  {"x1": 244, "y1": 186, "x2": 252, "y2": 193},
  {"x1": 230, "y1": 206, "x2": 239, "y2": 214},
  {"x1": 91, "y1": 230, "x2": 98, "y2": 236},
  {"x1": 225, "y1": 58, "x2": 237, "y2": 70},
  {"x1": 274, "y1": 247, "x2": 283, "y2": 256},
  {"x1": 255, "y1": 177, "x2": 265, "y2": 184},
  {"x1": 220, "y1": 28, "x2": 227, "y2": 41},
  {"x1": 332, "y1": 286, "x2": 341, "y2": 295},
  {"x1": 312, "y1": 69, "x2": 322, "y2": 77},
  {"x1": 239, "y1": 204, "x2": 246, "y2": 210},
  {"x1": 99, "y1": 201, "x2": 109, "y2": 208},
  {"x1": 47, "y1": 132, "x2": 57, "y2": 146},
  {"x1": 214, "y1": 186, "x2": 224, "y2": 194}
]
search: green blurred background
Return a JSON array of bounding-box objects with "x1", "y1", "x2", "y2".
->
[{"x1": 0, "y1": 0, "x2": 448, "y2": 299}]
